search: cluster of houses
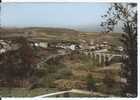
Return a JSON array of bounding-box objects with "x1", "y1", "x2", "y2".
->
[
  {"x1": 0, "y1": 40, "x2": 19, "y2": 53},
  {"x1": 31, "y1": 40, "x2": 79, "y2": 51},
  {"x1": 0, "y1": 40, "x2": 9, "y2": 53},
  {"x1": 79, "y1": 40, "x2": 123, "y2": 53},
  {"x1": 0, "y1": 38, "x2": 124, "y2": 54},
  {"x1": 80, "y1": 41, "x2": 110, "y2": 51}
]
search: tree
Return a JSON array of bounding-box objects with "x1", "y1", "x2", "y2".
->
[
  {"x1": 101, "y1": 3, "x2": 137, "y2": 96},
  {"x1": 12, "y1": 37, "x2": 37, "y2": 80},
  {"x1": 0, "y1": 37, "x2": 38, "y2": 87}
]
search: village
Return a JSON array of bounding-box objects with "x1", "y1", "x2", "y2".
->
[
  {"x1": 0, "y1": 36, "x2": 125, "y2": 68},
  {"x1": 0, "y1": 38, "x2": 124, "y2": 54}
]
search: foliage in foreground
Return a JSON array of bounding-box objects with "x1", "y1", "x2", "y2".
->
[{"x1": 101, "y1": 3, "x2": 137, "y2": 96}]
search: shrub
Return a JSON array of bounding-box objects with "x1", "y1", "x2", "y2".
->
[
  {"x1": 54, "y1": 79, "x2": 87, "y2": 90},
  {"x1": 39, "y1": 76, "x2": 56, "y2": 88},
  {"x1": 103, "y1": 71, "x2": 115, "y2": 88},
  {"x1": 86, "y1": 74, "x2": 96, "y2": 91},
  {"x1": 54, "y1": 67, "x2": 72, "y2": 79},
  {"x1": 44, "y1": 63, "x2": 66, "y2": 74}
]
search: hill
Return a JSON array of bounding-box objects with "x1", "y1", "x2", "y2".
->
[
  {"x1": 0, "y1": 27, "x2": 122, "y2": 46},
  {"x1": 0, "y1": 27, "x2": 80, "y2": 41}
]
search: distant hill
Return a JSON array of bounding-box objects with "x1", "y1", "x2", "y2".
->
[
  {"x1": 73, "y1": 24, "x2": 123, "y2": 33},
  {"x1": 24, "y1": 27, "x2": 80, "y2": 34},
  {"x1": 79, "y1": 32, "x2": 122, "y2": 46},
  {"x1": 0, "y1": 27, "x2": 80, "y2": 41},
  {"x1": 0, "y1": 27, "x2": 79, "y2": 35},
  {"x1": 0, "y1": 27, "x2": 122, "y2": 46}
]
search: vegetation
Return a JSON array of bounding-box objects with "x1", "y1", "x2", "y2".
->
[
  {"x1": 103, "y1": 71, "x2": 115, "y2": 88},
  {"x1": 86, "y1": 74, "x2": 96, "y2": 91},
  {"x1": 101, "y1": 3, "x2": 137, "y2": 96},
  {"x1": 79, "y1": 54, "x2": 101, "y2": 69},
  {"x1": 0, "y1": 37, "x2": 46, "y2": 95},
  {"x1": 0, "y1": 39, "x2": 122, "y2": 97},
  {"x1": 0, "y1": 87, "x2": 57, "y2": 97}
]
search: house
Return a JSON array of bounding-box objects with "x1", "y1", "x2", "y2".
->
[
  {"x1": 117, "y1": 46, "x2": 124, "y2": 52},
  {"x1": 0, "y1": 48, "x2": 6, "y2": 53},
  {"x1": 33, "y1": 42, "x2": 48, "y2": 48},
  {"x1": 38, "y1": 42, "x2": 48, "y2": 48},
  {"x1": 89, "y1": 40, "x2": 94, "y2": 45},
  {"x1": 89, "y1": 46, "x2": 96, "y2": 51}
]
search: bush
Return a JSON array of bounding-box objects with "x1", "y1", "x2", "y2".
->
[
  {"x1": 79, "y1": 54, "x2": 103, "y2": 69},
  {"x1": 39, "y1": 63, "x2": 72, "y2": 88},
  {"x1": 54, "y1": 67, "x2": 72, "y2": 79},
  {"x1": 39, "y1": 76, "x2": 56, "y2": 88},
  {"x1": 86, "y1": 74, "x2": 96, "y2": 91},
  {"x1": 44, "y1": 63, "x2": 66, "y2": 74},
  {"x1": 103, "y1": 71, "x2": 115, "y2": 88},
  {"x1": 54, "y1": 79, "x2": 87, "y2": 90}
]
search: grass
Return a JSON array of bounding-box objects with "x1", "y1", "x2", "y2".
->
[
  {"x1": 96, "y1": 82, "x2": 122, "y2": 96},
  {"x1": 0, "y1": 61, "x2": 122, "y2": 97},
  {"x1": 0, "y1": 87, "x2": 58, "y2": 97},
  {"x1": 78, "y1": 54, "x2": 102, "y2": 70}
]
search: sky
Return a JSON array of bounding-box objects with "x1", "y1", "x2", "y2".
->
[{"x1": 0, "y1": 3, "x2": 112, "y2": 32}]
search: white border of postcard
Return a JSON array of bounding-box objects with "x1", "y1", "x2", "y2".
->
[{"x1": 1, "y1": 0, "x2": 140, "y2": 100}]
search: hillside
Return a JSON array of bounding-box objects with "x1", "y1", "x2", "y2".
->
[
  {"x1": 0, "y1": 27, "x2": 122, "y2": 46},
  {"x1": 0, "y1": 27, "x2": 124, "y2": 97},
  {"x1": 0, "y1": 27, "x2": 79, "y2": 36},
  {"x1": 0, "y1": 27, "x2": 80, "y2": 42}
]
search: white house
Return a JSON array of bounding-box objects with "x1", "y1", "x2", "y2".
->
[
  {"x1": 117, "y1": 46, "x2": 124, "y2": 52},
  {"x1": 0, "y1": 48, "x2": 6, "y2": 53},
  {"x1": 69, "y1": 44, "x2": 76, "y2": 50},
  {"x1": 33, "y1": 42, "x2": 48, "y2": 48},
  {"x1": 39, "y1": 42, "x2": 48, "y2": 48}
]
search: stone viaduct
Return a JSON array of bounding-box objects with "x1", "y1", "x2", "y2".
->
[{"x1": 80, "y1": 50, "x2": 126, "y2": 65}]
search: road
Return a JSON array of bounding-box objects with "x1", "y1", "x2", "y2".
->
[
  {"x1": 37, "y1": 52, "x2": 69, "y2": 67},
  {"x1": 34, "y1": 89, "x2": 114, "y2": 98}
]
